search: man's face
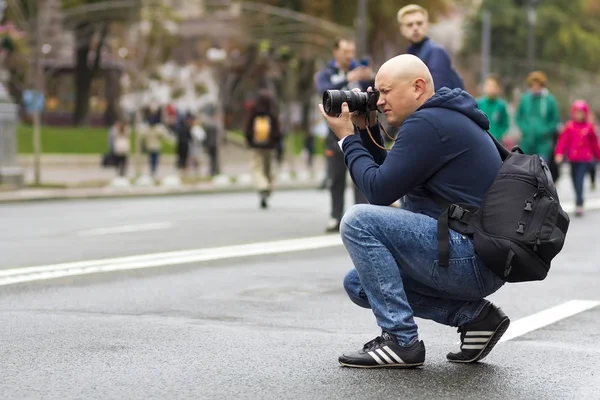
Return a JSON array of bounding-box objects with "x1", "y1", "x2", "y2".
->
[
  {"x1": 375, "y1": 72, "x2": 423, "y2": 126},
  {"x1": 399, "y1": 12, "x2": 428, "y2": 44},
  {"x1": 333, "y1": 40, "x2": 356, "y2": 71},
  {"x1": 484, "y1": 79, "x2": 500, "y2": 98},
  {"x1": 529, "y1": 81, "x2": 544, "y2": 94}
]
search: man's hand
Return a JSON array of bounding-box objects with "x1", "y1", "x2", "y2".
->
[
  {"x1": 318, "y1": 102, "x2": 354, "y2": 140},
  {"x1": 555, "y1": 155, "x2": 564, "y2": 164},
  {"x1": 350, "y1": 87, "x2": 378, "y2": 130}
]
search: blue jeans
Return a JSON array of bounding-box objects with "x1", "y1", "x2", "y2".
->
[
  {"x1": 340, "y1": 204, "x2": 505, "y2": 347},
  {"x1": 570, "y1": 162, "x2": 591, "y2": 206},
  {"x1": 149, "y1": 152, "x2": 160, "y2": 176}
]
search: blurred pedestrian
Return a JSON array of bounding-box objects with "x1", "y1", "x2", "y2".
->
[
  {"x1": 111, "y1": 119, "x2": 131, "y2": 177},
  {"x1": 477, "y1": 75, "x2": 510, "y2": 143},
  {"x1": 515, "y1": 71, "x2": 560, "y2": 164},
  {"x1": 175, "y1": 113, "x2": 194, "y2": 176},
  {"x1": 245, "y1": 89, "x2": 282, "y2": 209},
  {"x1": 398, "y1": 4, "x2": 464, "y2": 91},
  {"x1": 315, "y1": 38, "x2": 371, "y2": 232},
  {"x1": 138, "y1": 118, "x2": 172, "y2": 179},
  {"x1": 202, "y1": 103, "x2": 220, "y2": 177},
  {"x1": 554, "y1": 100, "x2": 600, "y2": 216}
]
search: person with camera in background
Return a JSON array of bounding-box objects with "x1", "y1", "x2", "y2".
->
[
  {"x1": 398, "y1": 4, "x2": 464, "y2": 91},
  {"x1": 318, "y1": 54, "x2": 509, "y2": 369},
  {"x1": 315, "y1": 38, "x2": 373, "y2": 233}
]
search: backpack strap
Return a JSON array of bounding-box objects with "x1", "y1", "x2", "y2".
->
[
  {"x1": 435, "y1": 131, "x2": 510, "y2": 266},
  {"x1": 437, "y1": 203, "x2": 480, "y2": 266}
]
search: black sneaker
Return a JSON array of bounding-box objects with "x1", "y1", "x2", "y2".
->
[
  {"x1": 447, "y1": 303, "x2": 510, "y2": 363},
  {"x1": 339, "y1": 332, "x2": 425, "y2": 369}
]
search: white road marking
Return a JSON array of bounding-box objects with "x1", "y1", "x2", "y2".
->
[
  {"x1": 77, "y1": 222, "x2": 174, "y2": 237},
  {"x1": 500, "y1": 299, "x2": 600, "y2": 342},
  {"x1": 561, "y1": 197, "x2": 600, "y2": 213},
  {"x1": 0, "y1": 235, "x2": 344, "y2": 287}
]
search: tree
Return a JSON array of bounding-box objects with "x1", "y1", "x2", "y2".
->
[
  {"x1": 248, "y1": 0, "x2": 453, "y2": 64},
  {"x1": 461, "y1": 0, "x2": 600, "y2": 74},
  {"x1": 61, "y1": 0, "x2": 144, "y2": 126}
]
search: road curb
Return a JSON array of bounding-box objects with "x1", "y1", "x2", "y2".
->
[{"x1": 0, "y1": 182, "x2": 325, "y2": 204}]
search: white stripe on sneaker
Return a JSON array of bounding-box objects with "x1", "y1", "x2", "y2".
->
[
  {"x1": 463, "y1": 337, "x2": 490, "y2": 343},
  {"x1": 465, "y1": 331, "x2": 494, "y2": 336},
  {"x1": 375, "y1": 349, "x2": 394, "y2": 364},
  {"x1": 382, "y1": 346, "x2": 405, "y2": 364},
  {"x1": 462, "y1": 344, "x2": 486, "y2": 350},
  {"x1": 367, "y1": 351, "x2": 385, "y2": 365}
]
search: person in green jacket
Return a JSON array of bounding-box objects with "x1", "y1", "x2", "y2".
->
[
  {"x1": 477, "y1": 75, "x2": 510, "y2": 142},
  {"x1": 515, "y1": 71, "x2": 560, "y2": 162}
]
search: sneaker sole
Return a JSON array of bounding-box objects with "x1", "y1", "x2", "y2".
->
[
  {"x1": 339, "y1": 361, "x2": 424, "y2": 369},
  {"x1": 448, "y1": 317, "x2": 510, "y2": 364}
]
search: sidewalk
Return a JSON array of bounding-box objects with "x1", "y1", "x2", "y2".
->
[{"x1": 1, "y1": 143, "x2": 328, "y2": 203}]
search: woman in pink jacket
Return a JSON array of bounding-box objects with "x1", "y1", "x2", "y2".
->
[{"x1": 555, "y1": 100, "x2": 600, "y2": 216}]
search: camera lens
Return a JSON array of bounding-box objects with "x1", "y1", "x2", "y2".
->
[
  {"x1": 323, "y1": 90, "x2": 370, "y2": 116},
  {"x1": 323, "y1": 90, "x2": 341, "y2": 115}
]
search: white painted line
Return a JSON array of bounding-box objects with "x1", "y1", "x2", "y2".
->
[
  {"x1": 501, "y1": 299, "x2": 600, "y2": 342},
  {"x1": 560, "y1": 197, "x2": 600, "y2": 213},
  {"x1": 0, "y1": 235, "x2": 344, "y2": 287},
  {"x1": 77, "y1": 222, "x2": 174, "y2": 237}
]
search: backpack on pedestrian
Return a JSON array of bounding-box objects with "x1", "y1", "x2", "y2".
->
[
  {"x1": 436, "y1": 133, "x2": 570, "y2": 283},
  {"x1": 252, "y1": 115, "x2": 272, "y2": 146}
]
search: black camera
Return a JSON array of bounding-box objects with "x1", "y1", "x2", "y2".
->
[{"x1": 322, "y1": 89, "x2": 379, "y2": 116}]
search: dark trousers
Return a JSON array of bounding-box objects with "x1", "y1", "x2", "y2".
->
[
  {"x1": 204, "y1": 146, "x2": 219, "y2": 176},
  {"x1": 149, "y1": 152, "x2": 160, "y2": 176},
  {"x1": 570, "y1": 162, "x2": 591, "y2": 206},
  {"x1": 590, "y1": 162, "x2": 597, "y2": 185},
  {"x1": 327, "y1": 150, "x2": 367, "y2": 221},
  {"x1": 115, "y1": 155, "x2": 127, "y2": 177}
]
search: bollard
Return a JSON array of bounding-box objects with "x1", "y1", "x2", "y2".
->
[{"x1": 0, "y1": 71, "x2": 24, "y2": 189}]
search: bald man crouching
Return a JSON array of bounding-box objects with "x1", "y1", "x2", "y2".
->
[{"x1": 318, "y1": 54, "x2": 510, "y2": 368}]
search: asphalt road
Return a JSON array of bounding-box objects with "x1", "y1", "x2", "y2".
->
[{"x1": 1, "y1": 182, "x2": 599, "y2": 399}]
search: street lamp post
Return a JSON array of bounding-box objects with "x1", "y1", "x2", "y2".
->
[
  {"x1": 0, "y1": 0, "x2": 24, "y2": 188},
  {"x1": 480, "y1": 8, "x2": 491, "y2": 84},
  {"x1": 355, "y1": 0, "x2": 367, "y2": 59},
  {"x1": 527, "y1": 0, "x2": 540, "y2": 72}
]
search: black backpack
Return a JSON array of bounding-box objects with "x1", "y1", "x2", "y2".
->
[{"x1": 435, "y1": 133, "x2": 570, "y2": 283}]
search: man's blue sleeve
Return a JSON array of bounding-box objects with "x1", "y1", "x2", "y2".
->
[
  {"x1": 427, "y1": 48, "x2": 454, "y2": 91},
  {"x1": 342, "y1": 117, "x2": 443, "y2": 206}
]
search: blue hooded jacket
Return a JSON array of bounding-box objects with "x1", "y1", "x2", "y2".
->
[
  {"x1": 341, "y1": 88, "x2": 502, "y2": 219},
  {"x1": 316, "y1": 60, "x2": 373, "y2": 150},
  {"x1": 407, "y1": 38, "x2": 462, "y2": 91},
  {"x1": 316, "y1": 60, "x2": 364, "y2": 93}
]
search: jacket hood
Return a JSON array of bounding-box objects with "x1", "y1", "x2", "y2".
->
[
  {"x1": 418, "y1": 87, "x2": 490, "y2": 131},
  {"x1": 571, "y1": 99, "x2": 589, "y2": 120}
]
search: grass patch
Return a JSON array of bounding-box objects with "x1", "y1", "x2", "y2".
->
[{"x1": 17, "y1": 124, "x2": 175, "y2": 154}]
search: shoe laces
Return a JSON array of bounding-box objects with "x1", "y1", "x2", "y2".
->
[
  {"x1": 363, "y1": 331, "x2": 393, "y2": 351},
  {"x1": 362, "y1": 335, "x2": 385, "y2": 351}
]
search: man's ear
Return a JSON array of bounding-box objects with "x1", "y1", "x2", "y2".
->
[{"x1": 414, "y1": 78, "x2": 427, "y2": 99}]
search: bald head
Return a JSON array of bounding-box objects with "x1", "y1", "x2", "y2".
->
[
  {"x1": 374, "y1": 54, "x2": 435, "y2": 126},
  {"x1": 378, "y1": 54, "x2": 434, "y2": 93}
]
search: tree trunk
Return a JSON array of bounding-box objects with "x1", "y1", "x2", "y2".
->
[
  {"x1": 72, "y1": 23, "x2": 109, "y2": 126},
  {"x1": 73, "y1": 40, "x2": 92, "y2": 126},
  {"x1": 103, "y1": 69, "x2": 121, "y2": 126}
]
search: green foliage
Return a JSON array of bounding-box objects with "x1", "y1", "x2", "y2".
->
[{"x1": 461, "y1": 0, "x2": 600, "y2": 73}]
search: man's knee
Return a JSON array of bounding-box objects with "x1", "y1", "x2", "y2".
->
[{"x1": 340, "y1": 203, "x2": 373, "y2": 238}]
